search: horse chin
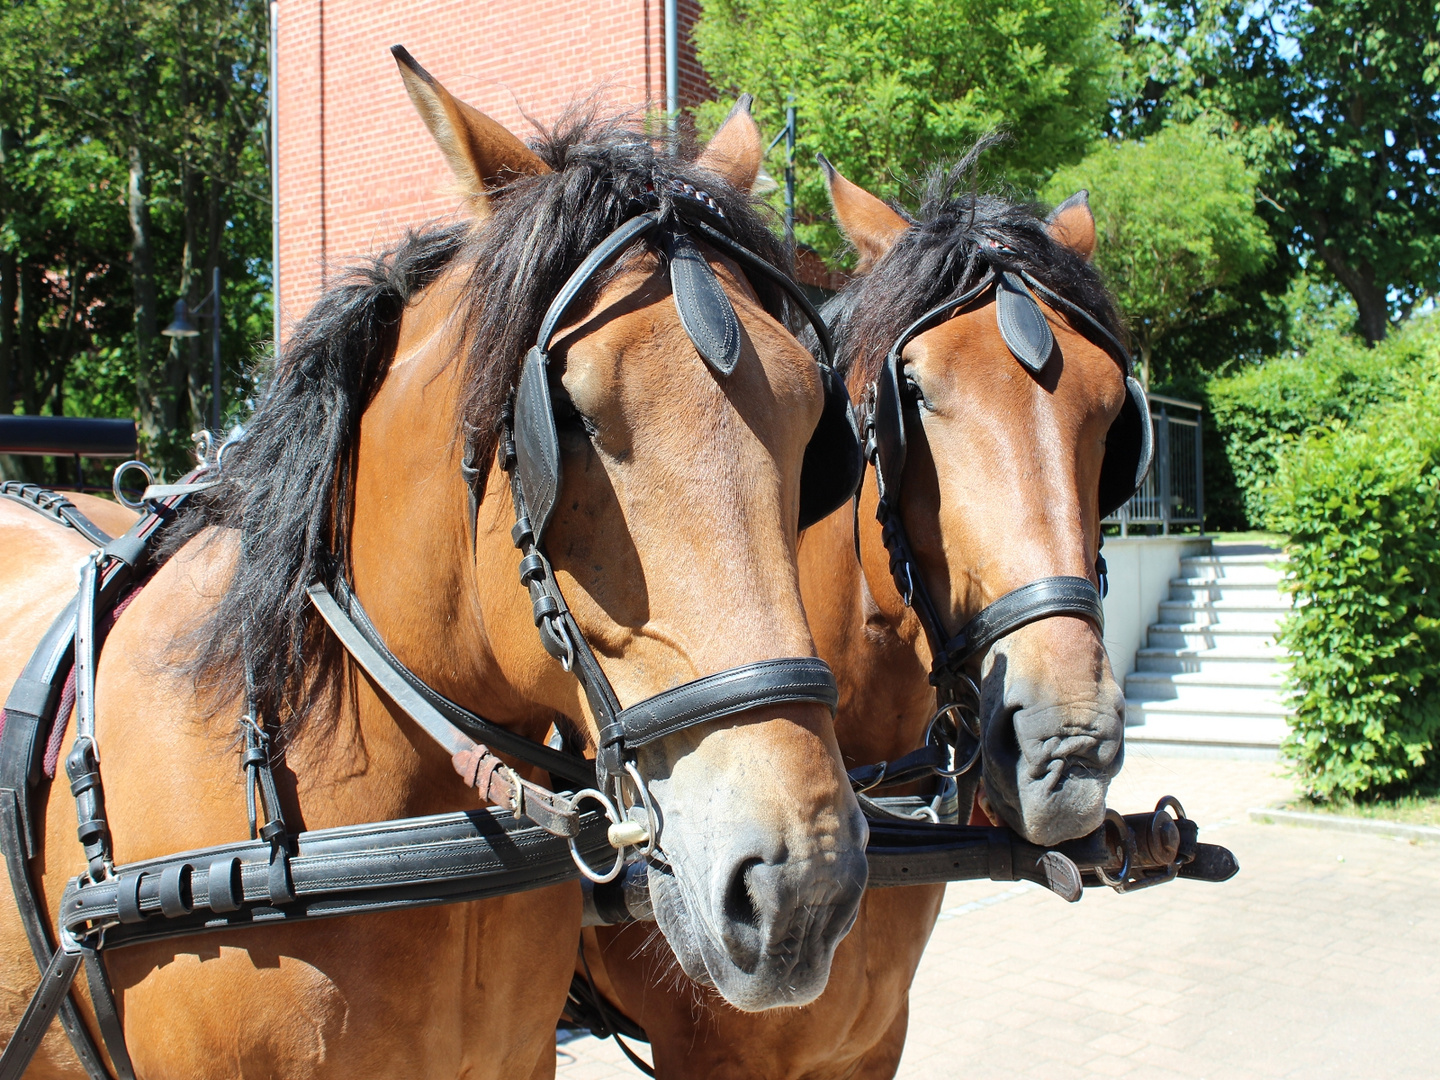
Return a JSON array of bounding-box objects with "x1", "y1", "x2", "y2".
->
[
  {"x1": 646, "y1": 859, "x2": 858, "y2": 1012},
  {"x1": 980, "y1": 698, "x2": 1123, "y2": 847}
]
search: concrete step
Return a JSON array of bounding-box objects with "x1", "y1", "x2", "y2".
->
[
  {"x1": 1167, "y1": 579, "x2": 1291, "y2": 605},
  {"x1": 1135, "y1": 648, "x2": 1289, "y2": 675},
  {"x1": 1157, "y1": 602, "x2": 1290, "y2": 630},
  {"x1": 1179, "y1": 553, "x2": 1289, "y2": 584},
  {"x1": 1124, "y1": 706, "x2": 1290, "y2": 750},
  {"x1": 1124, "y1": 684, "x2": 1291, "y2": 717},
  {"x1": 1146, "y1": 624, "x2": 1282, "y2": 651}
]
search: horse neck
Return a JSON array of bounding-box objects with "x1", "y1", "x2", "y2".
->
[
  {"x1": 799, "y1": 471, "x2": 935, "y2": 768},
  {"x1": 337, "y1": 267, "x2": 544, "y2": 813}
]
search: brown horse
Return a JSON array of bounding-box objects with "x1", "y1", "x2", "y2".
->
[
  {"x1": 582, "y1": 155, "x2": 1133, "y2": 1076},
  {"x1": 0, "y1": 55, "x2": 866, "y2": 1078}
]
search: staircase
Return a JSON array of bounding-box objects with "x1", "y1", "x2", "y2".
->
[{"x1": 1124, "y1": 543, "x2": 1292, "y2": 753}]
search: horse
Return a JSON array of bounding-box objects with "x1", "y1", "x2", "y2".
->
[
  {"x1": 0, "y1": 52, "x2": 868, "y2": 1079},
  {"x1": 580, "y1": 148, "x2": 1146, "y2": 1077}
]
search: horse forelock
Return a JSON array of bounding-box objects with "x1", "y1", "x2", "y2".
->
[
  {"x1": 829, "y1": 141, "x2": 1128, "y2": 395},
  {"x1": 161, "y1": 108, "x2": 794, "y2": 740}
]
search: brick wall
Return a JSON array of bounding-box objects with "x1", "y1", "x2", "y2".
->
[{"x1": 276, "y1": 0, "x2": 711, "y2": 337}]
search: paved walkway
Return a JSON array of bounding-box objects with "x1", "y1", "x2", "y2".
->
[{"x1": 558, "y1": 749, "x2": 1440, "y2": 1078}]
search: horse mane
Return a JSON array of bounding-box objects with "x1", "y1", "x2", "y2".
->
[
  {"x1": 163, "y1": 108, "x2": 791, "y2": 739},
  {"x1": 827, "y1": 136, "x2": 1128, "y2": 392}
]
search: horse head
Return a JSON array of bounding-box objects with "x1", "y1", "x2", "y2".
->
[
  {"x1": 384, "y1": 51, "x2": 868, "y2": 1009},
  {"x1": 823, "y1": 158, "x2": 1136, "y2": 847}
]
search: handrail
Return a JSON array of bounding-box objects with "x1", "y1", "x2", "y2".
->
[{"x1": 1146, "y1": 393, "x2": 1203, "y2": 412}]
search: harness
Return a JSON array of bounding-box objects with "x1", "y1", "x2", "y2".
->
[{"x1": 0, "y1": 190, "x2": 864, "y2": 1079}]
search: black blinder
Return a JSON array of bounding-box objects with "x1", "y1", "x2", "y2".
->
[
  {"x1": 798, "y1": 364, "x2": 865, "y2": 531},
  {"x1": 513, "y1": 346, "x2": 563, "y2": 545},
  {"x1": 1097, "y1": 375, "x2": 1154, "y2": 519},
  {"x1": 871, "y1": 347, "x2": 909, "y2": 506},
  {"x1": 669, "y1": 231, "x2": 742, "y2": 377},
  {"x1": 996, "y1": 271, "x2": 1054, "y2": 374}
]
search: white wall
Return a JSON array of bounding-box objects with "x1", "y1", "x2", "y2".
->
[{"x1": 1100, "y1": 536, "x2": 1212, "y2": 680}]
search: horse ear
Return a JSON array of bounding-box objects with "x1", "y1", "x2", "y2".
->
[
  {"x1": 818, "y1": 153, "x2": 908, "y2": 273},
  {"x1": 1047, "y1": 190, "x2": 1096, "y2": 262},
  {"x1": 392, "y1": 45, "x2": 549, "y2": 218},
  {"x1": 695, "y1": 96, "x2": 763, "y2": 193}
]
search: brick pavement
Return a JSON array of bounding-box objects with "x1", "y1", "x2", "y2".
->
[{"x1": 557, "y1": 748, "x2": 1440, "y2": 1078}]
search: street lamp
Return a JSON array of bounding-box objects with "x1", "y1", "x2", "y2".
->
[{"x1": 162, "y1": 266, "x2": 223, "y2": 431}]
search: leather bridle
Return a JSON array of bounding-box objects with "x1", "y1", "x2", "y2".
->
[
  {"x1": 465, "y1": 189, "x2": 863, "y2": 875},
  {"x1": 859, "y1": 263, "x2": 1150, "y2": 745}
]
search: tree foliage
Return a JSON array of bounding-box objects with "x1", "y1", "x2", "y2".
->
[
  {"x1": 1208, "y1": 314, "x2": 1435, "y2": 526},
  {"x1": 1115, "y1": 0, "x2": 1440, "y2": 344},
  {"x1": 1042, "y1": 121, "x2": 1273, "y2": 385},
  {"x1": 694, "y1": 0, "x2": 1119, "y2": 259},
  {"x1": 0, "y1": 0, "x2": 272, "y2": 476},
  {"x1": 1268, "y1": 354, "x2": 1440, "y2": 798}
]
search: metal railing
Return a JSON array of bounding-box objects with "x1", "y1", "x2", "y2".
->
[{"x1": 1105, "y1": 394, "x2": 1204, "y2": 536}]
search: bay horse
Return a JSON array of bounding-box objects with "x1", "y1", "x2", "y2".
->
[
  {"x1": 0, "y1": 53, "x2": 866, "y2": 1078},
  {"x1": 582, "y1": 149, "x2": 1144, "y2": 1076}
]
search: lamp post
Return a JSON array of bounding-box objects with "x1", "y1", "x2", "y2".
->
[{"x1": 162, "y1": 266, "x2": 223, "y2": 431}]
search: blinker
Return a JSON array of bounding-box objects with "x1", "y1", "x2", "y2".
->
[
  {"x1": 996, "y1": 271, "x2": 1054, "y2": 374},
  {"x1": 669, "y1": 230, "x2": 742, "y2": 377}
]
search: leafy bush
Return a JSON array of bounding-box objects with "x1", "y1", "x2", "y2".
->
[
  {"x1": 1208, "y1": 316, "x2": 1440, "y2": 526},
  {"x1": 1271, "y1": 375, "x2": 1440, "y2": 798}
]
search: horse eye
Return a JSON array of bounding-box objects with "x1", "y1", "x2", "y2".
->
[{"x1": 902, "y1": 372, "x2": 933, "y2": 411}]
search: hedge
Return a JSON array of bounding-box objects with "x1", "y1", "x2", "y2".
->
[
  {"x1": 1208, "y1": 317, "x2": 1440, "y2": 527},
  {"x1": 1270, "y1": 375, "x2": 1440, "y2": 798}
]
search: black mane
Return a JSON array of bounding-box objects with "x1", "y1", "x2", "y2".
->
[
  {"x1": 826, "y1": 139, "x2": 1127, "y2": 391},
  {"x1": 165, "y1": 110, "x2": 790, "y2": 737}
]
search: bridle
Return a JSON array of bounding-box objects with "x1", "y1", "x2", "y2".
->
[
  {"x1": 467, "y1": 185, "x2": 865, "y2": 877},
  {"x1": 858, "y1": 261, "x2": 1153, "y2": 768}
]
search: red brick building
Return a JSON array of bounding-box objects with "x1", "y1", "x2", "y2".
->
[{"x1": 275, "y1": 0, "x2": 708, "y2": 335}]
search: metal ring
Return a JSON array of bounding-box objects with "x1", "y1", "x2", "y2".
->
[
  {"x1": 1095, "y1": 808, "x2": 1135, "y2": 891},
  {"x1": 900, "y1": 562, "x2": 915, "y2": 607},
  {"x1": 620, "y1": 760, "x2": 660, "y2": 857},
  {"x1": 926, "y1": 702, "x2": 983, "y2": 779},
  {"x1": 566, "y1": 788, "x2": 626, "y2": 884},
  {"x1": 1155, "y1": 794, "x2": 1186, "y2": 821},
  {"x1": 191, "y1": 430, "x2": 216, "y2": 464},
  {"x1": 112, "y1": 460, "x2": 154, "y2": 511}
]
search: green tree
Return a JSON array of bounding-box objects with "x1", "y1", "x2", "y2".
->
[
  {"x1": 694, "y1": 0, "x2": 1119, "y2": 259},
  {"x1": 1042, "y1": 121, "x2": 1274, "y2": 386},
  {"x1": 1115, "y1": 0, "x2": 1440, "y2": 344},
  {"x1": 0, "y1": 0, "x2": 272, "y2": 474}
]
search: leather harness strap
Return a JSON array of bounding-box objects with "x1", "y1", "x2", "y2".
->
[{"x1": 0, "y1": 482, "x2": 115, "y2": 548}]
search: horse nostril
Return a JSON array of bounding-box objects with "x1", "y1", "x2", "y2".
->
[{"x1": 724, "y1": 857, "x2": 762, "y2": 930}]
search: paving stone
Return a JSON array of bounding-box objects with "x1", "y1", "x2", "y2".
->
[{"x1": 558, "y1": 755, "x2": 1440, "y2": 1078}]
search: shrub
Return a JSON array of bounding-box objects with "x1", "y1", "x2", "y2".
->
[
  {"x1": 1271, "y1": 375, "x2": 1440, "y2": 798},
  {"x1": 1208, "y1": 317, "x2": 1440, "y2": 526}
]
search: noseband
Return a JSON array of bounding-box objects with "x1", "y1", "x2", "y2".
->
[{"x1": 861, "y1": 265, "x2": 1149, "y2": 714}]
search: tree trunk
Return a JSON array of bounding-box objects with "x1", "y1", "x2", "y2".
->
[
  {"x1": 128, "y1": 144, "x2": 162, "y2": 443},
  {"x1": 0, "y1": 247, "x2": 14, "y2": 415},
  {"x1": 0, "y1": 127, "x2": 13, "y2": 414},
  {"x1": 17, "y1": 262, "x2": 37, "y2": 415},
  {"x1": 1312, "y1": 234, "x2": 1389, "y2": 345}
]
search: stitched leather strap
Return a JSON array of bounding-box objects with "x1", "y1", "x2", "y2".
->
[
  {"x1": 0, "y1": 944, "x2": 83, "y2": 1080},
  {"x1": 602, "y1": 657, "x2": 839, "y2": 750},
  {"x1": 936, "y1": 576, "x2": 1104, "y2": 672},
  {"x1": 311, "y1": 580, "x2": 596, "y2": 789},
  {"x1": 0, "y1": 483, "x2": 115, "y2": 548}
]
